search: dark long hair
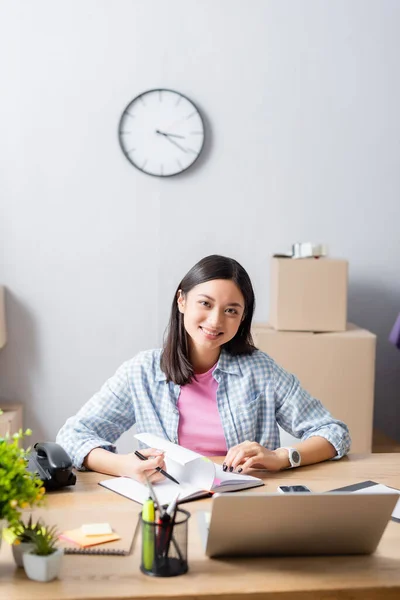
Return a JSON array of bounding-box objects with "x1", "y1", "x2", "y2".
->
[{"x1": 161, "y1": 255, "x2": 256, "y2": 385}]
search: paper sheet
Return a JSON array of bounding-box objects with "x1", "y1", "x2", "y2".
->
[{"x1": 353, "y1": 483, "x2": 400, "y2": 520}]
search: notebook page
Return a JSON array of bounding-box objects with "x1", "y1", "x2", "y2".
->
[
  {"x1": 212, "y1": 463, "x2": 264, "y2": 491},
  {"x1": 99, "y1": 476, "x2": 200, "y2": 506}
]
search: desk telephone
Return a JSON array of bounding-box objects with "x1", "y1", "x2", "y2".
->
[{"x1": 27, "y1": 442, "x2": 76, "y2": 491}]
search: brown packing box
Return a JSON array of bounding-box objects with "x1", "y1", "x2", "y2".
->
[
  {"x1": 269, "y1": 257, "x2": 348, "y2": 332},
  {"x1": 0, "y1": 404, "x2": 23, "y2": 438},
  {"x1": 0, "y1": 286, "x2": 6, "y2": 348},
  {"x1": 252, "y1": 323, "x2": 376, "y2": 453}
]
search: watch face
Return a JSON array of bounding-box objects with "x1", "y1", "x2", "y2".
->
[
  {"x1": 291, "y1": 450, "x2": 300, "y2": 465},
  {"x1": 118, "y1": 89, "x2": 205, "y2": 177}
]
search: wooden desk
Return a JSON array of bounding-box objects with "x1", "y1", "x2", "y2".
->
[{"x1": 1, "y1": 453, "x2": 400, "y2": 600}]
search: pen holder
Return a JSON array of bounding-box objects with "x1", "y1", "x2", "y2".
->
[{"x1": 140, "y1": 508, "x2": 190, "y2": 577}]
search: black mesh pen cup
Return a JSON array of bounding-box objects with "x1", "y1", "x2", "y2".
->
[{"x1": 140, "y1": 508, "x2": 190, "y2": 577}]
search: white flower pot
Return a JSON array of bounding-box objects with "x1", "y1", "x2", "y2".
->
[
  {"x1": 12, "y1": 542, "x2": 35, "y2": 567},
  {"x1": 22, "y1": 548, "x2": 64, "y2": 582}
]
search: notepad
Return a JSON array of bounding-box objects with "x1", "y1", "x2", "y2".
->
[{"x1": 99, "y1": 433, "x2": 264, "y2": 506}]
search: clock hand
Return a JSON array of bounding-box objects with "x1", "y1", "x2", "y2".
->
[
  {"x1": 157, "y1": 132, "x2": 187, "y2": 153},
  {"x1": 155, "y1": 130, "x2": 186, "y2": 139}
]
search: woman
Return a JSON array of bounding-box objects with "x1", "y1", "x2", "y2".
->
[{"x1": 56, "y1": 255, "x2": 350, "y2": 482}]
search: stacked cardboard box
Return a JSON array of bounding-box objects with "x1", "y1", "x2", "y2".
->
[
  {"x1": 252, "y1": 257, "x2": 376, "y2": 453},
  {"x1": 269, "y1": 257, "x2": 348, "y2": 332},
  {"x1": 0, "y1": 404, "x2": 23, "y2": 438}
]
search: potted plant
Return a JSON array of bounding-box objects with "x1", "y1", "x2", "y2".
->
[
  {"x1": 9, "y1": 515, "x2": 43, "y2": 567},
  {"x1": 0, "y1": 421, "x2": 46, "y2": 549},
  {"x1": 22, "y1": 522, "x2": 63, "y2": 582}
]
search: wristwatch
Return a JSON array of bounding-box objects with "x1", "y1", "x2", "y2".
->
[{"x1": 282, "y1": 447, "x2": 301, "y2": 468}]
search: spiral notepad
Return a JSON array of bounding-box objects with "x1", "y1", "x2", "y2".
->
[
  {"x1": 63, "y1": 546, "x2": 129, "y2": 555},
  {"x1": 61, "y1": 520, "x2": 140, "y2": 556}
]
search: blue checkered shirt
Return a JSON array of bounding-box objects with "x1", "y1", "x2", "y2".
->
[{"x1": 56, "y1": 348, "x2": 351, "y2": 468}]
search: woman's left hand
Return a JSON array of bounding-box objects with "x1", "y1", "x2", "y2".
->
[{"x1": 223, "y1": 441, "x2": 286, "y2": 473}]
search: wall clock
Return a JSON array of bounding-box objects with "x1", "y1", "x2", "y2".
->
[{"x1": 118, "y1": 89, "x2": 205, "y2": 177}]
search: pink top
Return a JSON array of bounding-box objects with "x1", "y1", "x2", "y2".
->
[{"x1": 177, "y1": 364, "x2": 227, "y2": 456}]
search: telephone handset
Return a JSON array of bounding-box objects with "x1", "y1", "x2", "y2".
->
[{"x1": 27, "y1": 441, "x2": 76, "y2": 491}]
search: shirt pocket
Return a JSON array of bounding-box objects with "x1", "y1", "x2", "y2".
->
[{"x1": 233, "y1": 393, "x2": 262, "y2": 442}]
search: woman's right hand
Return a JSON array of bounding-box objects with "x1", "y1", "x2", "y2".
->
[{"x1": 117, "y1": 447, "x2": 166, "y2": 483}]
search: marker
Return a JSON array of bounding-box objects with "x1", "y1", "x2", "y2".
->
[
  {"x1": 145, "y1": 475, "x2": 168, "y2": 557},
  {"x1": 142, "y1": 497, "x2": 155, "y2": 571}
]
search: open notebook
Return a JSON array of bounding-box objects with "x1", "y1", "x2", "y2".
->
[{"x1": 99, "y1": 433, "x2": 264, "y2": 506}]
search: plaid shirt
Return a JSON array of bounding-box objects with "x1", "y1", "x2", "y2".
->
[{"x1": 56, "y1": 348, "x2": 351, "y2": 468}]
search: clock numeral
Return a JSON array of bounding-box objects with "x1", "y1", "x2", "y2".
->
[
  {"x1": 127, "y1": 148, "x2": 136, "y2": 154},
  {"x1": 185, "y1": 111, "x2": 197, "y2": 120},
  {"x1": 190, "y1": 131, "x2": 203, "y2": 136},
  {"x1": 176, "y1": 158, "x2": 183, "y2": 170},
  {"x1": 160, "y1": 164, "x2": 164, "y2": 176},
  {"x1": 159, "y1": 90, "x2": 162, "y2": 102},
  {"x1": 175, "y1": 95, "x2": 182, "y2": 106},
  {"x1": 186, "y1": 148, "x2": 198, "y2": 155},
  {"x1": 125, "y1": 112, "x2": 135, "y2": 119},
  {"x1": 119, "y1": 131, "x2": 131, "y2": 135},
  {"x1": 142, "y1": 159, "x2": 148, "y2": 169},
  {"x1": 139, "y1": 96, "x2": 146, "y2": 106}
]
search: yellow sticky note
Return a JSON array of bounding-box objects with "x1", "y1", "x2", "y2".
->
[
  {"x1": 81, "y1": 523, "x2": 112, "y2": 536},
  {"x1": 59, "y1": 528, "x2": 120, "y2": 548}
]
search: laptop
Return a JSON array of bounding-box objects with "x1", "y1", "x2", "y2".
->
[{"x1": 198, "y1": 492, "x2": 398, "y2": 558}]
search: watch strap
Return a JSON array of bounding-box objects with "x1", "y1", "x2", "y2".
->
[{"x1": 280, "y1": 446, "x2": 301, "y2": 468}]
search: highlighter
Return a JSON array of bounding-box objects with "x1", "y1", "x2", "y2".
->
[{"x1": 142, "y1": 498, "x2": 155, "y2": 571}]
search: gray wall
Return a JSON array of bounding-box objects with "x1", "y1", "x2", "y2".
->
[{"x1": 1, "y1": 0, "x2": 399, "y2": 451}]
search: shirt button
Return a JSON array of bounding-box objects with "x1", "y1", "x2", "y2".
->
[{"x1": 174, "y1": 438, "x2": 178, "y2": 444}]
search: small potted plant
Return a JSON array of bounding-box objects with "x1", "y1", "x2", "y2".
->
[
  {"x1": 22, "y1": 522, "x2": 63, "y2": 582},
  {"x1": 0, "y1": 422, "x2": 46, "y2": 549},
  {"x1": 9, "y1": 516, "x2": 43, "y2": 567}
]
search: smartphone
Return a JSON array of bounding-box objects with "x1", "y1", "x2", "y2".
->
[{"x1": 277, "y1": 485, "x2": 311, "y2": 493}]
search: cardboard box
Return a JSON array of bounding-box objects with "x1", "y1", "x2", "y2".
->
[
  {"x1": 0, "y1": 404, "x2": 23, "y2": 438},
  {"x1": 0, "y1": 286, "x2": 6, "y2": 348},
  {"x1": 252, "y1": 323, "x2": 376, "y2": 453},
  {"x1": 269, "y1": 257, "x2": 348, "y2": 332}
]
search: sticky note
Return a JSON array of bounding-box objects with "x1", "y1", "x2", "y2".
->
[
  {"x1": 81, "y1": 523, "x2": 113, "y2": 536},
  {"x1": 59, "y1": 528, "x2": 120, "y2": 548}
]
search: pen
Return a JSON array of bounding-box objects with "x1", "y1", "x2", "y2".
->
[
  {"x1": 134, "y1": 450, "x2": 180, "y2": 485},
  {"x1": 164, "y1": 503, "x2": 184, "y2": 563},
  {"x1": 142, "y1": 497, "x2": 155, "y2": 571},
  {"x1": 165, "y1": 492, "x2": 180, "y2": 519}
]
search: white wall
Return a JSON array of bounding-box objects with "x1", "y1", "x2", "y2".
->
[{"x1": 1, "y1": 0, "x2": 400, "y2": 451}]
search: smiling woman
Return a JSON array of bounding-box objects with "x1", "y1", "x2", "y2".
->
[
  {"x1": 162, "y1": 256, "x2": 255, "y2": 385},
  {"x1": 56, "y1": 255, "x2": 351, "y2": 481}
]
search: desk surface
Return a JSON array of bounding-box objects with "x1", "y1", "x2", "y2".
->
[{"x1": 1, "y1": 453, "x2": 400, "y2": 600}]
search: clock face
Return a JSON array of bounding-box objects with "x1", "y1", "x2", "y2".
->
[{"x1": 118, "y1": 89, "x2": 205, "y2": 177}]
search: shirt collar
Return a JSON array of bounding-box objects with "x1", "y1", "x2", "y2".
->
[{"x1": 215, "y1": 349, "x2": 242, "y2": 376}]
